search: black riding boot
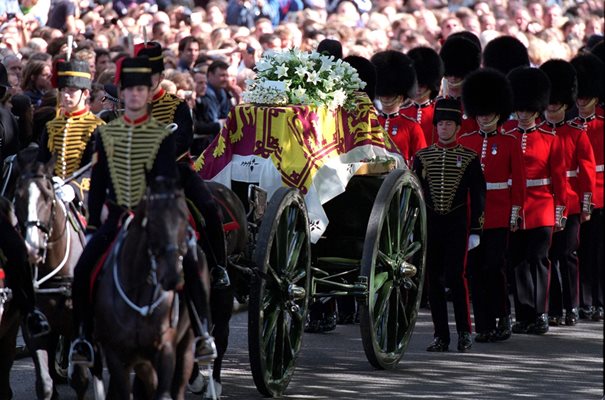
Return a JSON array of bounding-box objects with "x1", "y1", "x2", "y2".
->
[
  {"x1": 179, "y1": 164, "x2": 229, "y2": 289},
  {"x1": 183, "y1": 253, "x2": 217, "y2": 364}
]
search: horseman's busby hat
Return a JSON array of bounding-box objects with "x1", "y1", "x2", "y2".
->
[
  {"x1": 134, "y1": 41, "x2": 164, "y2": 74},
  {"x1": 115, "y1": 56, "x2": 152, "y2": 89},
  {"x1": 539, "y1": 59, "x2": 577, "y2": 109},
  {"x1": 408, "y1": 46, "x2": 444, "y2": 99},
  {"x1": 433, "y1": 97, "x2": 462, "y2": 126},
  {"x1": 439, "y1": 36, "x2": 481, "y2": 79},
  {"x1": 483, "y1": 36, "x2": 529, "y2": 75},
  {"x1": 54, "y1": 59, "x2": 92, "y2": 90},
  {"x1": 507, "y1": 66, "x2": 550, "y2": 113},
  {"x1": 570, "y1": 53, "x2": 604, "y2": 101},
  {"x1": 343, "y1": 55, "x2": 376, "y2": 101},
  {"x1": 462, "y1": 68, "x2": 513, "y2": 125},
  {"x1": 370, "y1": 50, "x2": 417, "y2": 99}
]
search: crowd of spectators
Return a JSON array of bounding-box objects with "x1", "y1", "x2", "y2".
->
[{"x1": 0, "y1": 0, "x2": 603, "y2": 153}]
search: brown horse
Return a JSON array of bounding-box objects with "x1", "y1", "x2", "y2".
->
[
  {"x1": 12, "y1": 158, "x2": 88, "y2": 400},
  {"x1": 93, "y1": 177, "x2": 210, "y2": 400}
]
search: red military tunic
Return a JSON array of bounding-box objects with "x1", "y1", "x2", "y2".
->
[
  {"x1": 459, "y1": 129, "x2": 526, "y2": 229},
  {"x1": 377, "y1": 111, "x2": 427, "y2": 167},
  {"x1": 570, "y1": 109, "x2": 604, "y2": 209},
  {"x1": 507, "y1": 122, "x2": 568, "y2": 229},
  {"x1": 400, "y1": 100, "x2": 436, "y2": 145},
  {"x1": 539, "y1": 120, "x2": 596, "y2": 215}
]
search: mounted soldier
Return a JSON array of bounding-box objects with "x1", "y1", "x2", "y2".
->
[
  {"x1": 135, "y1": 41, "x2": 230, "y2": 290},
  {"x1": 68, "y1": 55, "x2": 216, "y2": 368},
  {"x1": 37, "y1": 55, "x2": 105, "y2": 215}
]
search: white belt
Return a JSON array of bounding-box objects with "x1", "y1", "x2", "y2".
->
[
  {"x1": 597, "y1": 165, "x2": 604, "y2": 173},
  {"x1": 527, "y1": 178, "x2": 551, "y2": 187},
  {"x1": 566, "y1": 170, "x2": 578, "y2": 178},
  {"x1": 486, "y1": 182, "x2": 509, "y2": 190}
]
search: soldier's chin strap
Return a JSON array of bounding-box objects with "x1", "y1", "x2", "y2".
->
[{"x1": 477, "y1": 115, "x2": 499, "y2": 132}]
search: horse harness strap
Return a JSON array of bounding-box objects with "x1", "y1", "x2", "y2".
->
[
  {"x1": 46, "y1": 111, "x2": 105, "y2": 179},
  {"x1": 99, "y1": 118, "x2": 171, "y2": 209},
  {"x1": 111, "y1": 215, "x2": 170, "y2": 317}
]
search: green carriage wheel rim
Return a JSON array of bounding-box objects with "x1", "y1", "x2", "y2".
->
[
  {"x1": 249, "y1": 187, "x2": 311, "y2": 397},
  {"x1": 360, "y1": 169, "x2": 427, "y2": 370}
]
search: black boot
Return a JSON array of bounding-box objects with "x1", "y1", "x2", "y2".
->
[
  {"x1": 494, "y1": 315, "x2": 512, "y2": 341},
  {"x1": 211, "y1": 265, "x2": 231, "y2": 289}
]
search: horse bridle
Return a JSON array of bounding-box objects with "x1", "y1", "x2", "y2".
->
[
  {"x1": 113, "y1": 189, "x2": 195, "y2": 318},
  {"x1": 17, "y1": 173, "x2": 72, "y2": 291},
  {"x1": 18, "y1": 174, "x2": 58, "y2": 261}
]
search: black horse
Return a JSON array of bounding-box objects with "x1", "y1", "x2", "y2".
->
[
  {"x1": 188, "y1": 181, "x2": 249, "y2": 399},
  {"x1": 93, "y1": 177, "x2": 211, "y2": 400}
]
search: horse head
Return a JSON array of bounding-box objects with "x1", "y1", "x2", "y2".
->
[
  {"x1": 136, "y1": 176, "x2": 190, "y2": 292},
  {"x1": 13, "y1": 157, "x2": 57, "y2": 265}
]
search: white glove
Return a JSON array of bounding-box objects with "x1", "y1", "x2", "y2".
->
[{"x1": 467, "y1": 234, "x2": 480, "y2": 251}]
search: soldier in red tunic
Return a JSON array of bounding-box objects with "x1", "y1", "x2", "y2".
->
[
  {"x1": 540, "y1": 59, "x2": 596, "y2": 327},
  {"x1": 459, "y1": 68, "x2": 525, "y2": 343},
  {"x1": 506, "y1": 66, "x2": 567, "y2": 335},
  {"x1": 402, "y1": 47, "x2": 444, "y2": 146},
  {"x1": 438, "y1": 36, "x2": 481, "y2": 136},
  {"x1": 371, "y1": 50, "x2": 426, "y2": 167},
  {"x1": 570, "y1": 53, "x2": 605, "y2": 321}
]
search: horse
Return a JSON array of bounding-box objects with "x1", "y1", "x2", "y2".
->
[
  {"x1": 93, "y1": 176, "x2": 210, "y2": 400},
  {"x1": 188, "y1": 181, "x2": 249, "y2": 399},
  {"x1": 12, "y1": 157, "x2": 88, "y2": 400},
  {"x1": 0, "y1": 197, "x2": 20, "y2": 400}
]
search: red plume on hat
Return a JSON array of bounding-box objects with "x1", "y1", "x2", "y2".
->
[
  {"x1": 114, "y1": 56, "x2": 126, "y2": 86},
  {"x1": 51, "y1": 58, "x2": 65, "y2": 89}
]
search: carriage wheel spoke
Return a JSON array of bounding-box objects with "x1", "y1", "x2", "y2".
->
[{"x1": 373, "y1": 280, "x2": 393, "y2": 331}]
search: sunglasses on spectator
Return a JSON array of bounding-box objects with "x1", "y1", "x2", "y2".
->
[{"x1": 246, "y1": 46, "x2": 257, "y2": 54}]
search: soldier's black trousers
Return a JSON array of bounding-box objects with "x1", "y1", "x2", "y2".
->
[
  {"x1": 579, "y1": 208, "x2": 604, "y2": 309},
  {"x1": 548, "y1": 214, "x2": 580, "y2": 316},
  {"x1": 72, "y1": 211, "x2": 210, "y2": 339},
  {"x1": 467, "y1": 228, "x2": 509, "y2": 333},
  {"x1": 0, "y1": 217, "x2": 35, "y2": 315},
  {"x1": 426, "y1": 208, "x2": 472, "y2": 342},
  {"x1": 178, "y1": 163, "x2": 226, "y2": 269},
  {"x1": 509, "y1": 227, "x2": 553, "y2": 323}
]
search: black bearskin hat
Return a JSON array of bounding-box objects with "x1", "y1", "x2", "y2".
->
[
  {"x1": 483, "y1": 36, "x2": 529, "y2": 75},
  {"x1": 448, "y1": 31, "x2": 482, "y2": 51},
  {"x1": 408, "y1": 46, "x2": 444, "y2": 99},
  {"x1": 507, "y1": 66, "x2": 550, "y2": 113},
  {"x1": 343, "y1": 55, "x2": 376, "y2": 101},
  {"x1": 439, "y1": 36, "x2": 481, "y2": 79},
  {"x1": 116, "y1": 56, "x2": 152, "y2": 89},
  {"x1": 55, "y1": 60, "x2": 92, "y2": 90},
  {"x1": 570, "y1": 53, "x2": 604, "y2": 101},
  {"x1": 433, "y1": 97, "x2": 462, "y2": 126},
  {"x1": 462, "y1": 68, "x2": 513, "y2": 125},
  {"x1": 134, "y1": 41, "x2": 164, "y2": 74},
  {"x1": 370, "y1": 50, "x2": 417, "y2": 99},
  {"x1": 539, "y1": 59, "x2": 577, "y2": 109},
  {"x1": 590, "y1": 40, "x2": 604, "y2": 64}
]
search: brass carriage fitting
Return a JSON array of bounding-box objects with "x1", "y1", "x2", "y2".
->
[
  {"x1": 555, "y1": 205, "x2": 567, "y2": 229},
  {"x1": 399, "y1": 261, "x2": 417, "y2": 277},
  {"x1": 287, "y1": 284, "x2": 306, "y2": 301},
  {"x1": 582, "y1": 193, "x2": 594, "y2": 214},
  {"x1": 510, "y1": 205, "x2": 522, "y2": 229}
]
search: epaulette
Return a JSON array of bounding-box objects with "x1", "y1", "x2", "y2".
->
[
  {"x1": 536, "y1": 121, "x2": 555, "y2": 135},
  {"x1": 566, "y1": 120, "x2": 585, "y2": 130},
  {"x1": 597, "y1": 114, "x2": 604, "y2": 120},
  {"x1": 459, "y1": 130, "x2": 479, "y2": 138},
  {"x1": 500, "y1": 130, "x2": 517, "y2": 139},
  {"x1": 401, "y1": 113, "x2": 419, "y2": 124},
  {"x1": 502, "y1": 127, "x2": 517, "y2": 136}
]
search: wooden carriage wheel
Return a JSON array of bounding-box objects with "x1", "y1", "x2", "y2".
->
[
  {"x1": 249, "y1": 187, "x2": 311, "y2": 397},
  {"x1": 359, "y1": 169, "x2": 427, "y2": 369}
]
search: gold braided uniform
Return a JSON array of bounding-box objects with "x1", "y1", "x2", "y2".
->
[
  {"x1": 44, "y1": 111, "x2": 105, "y2": 179},
  {"x1": 98, "y1": 117, "x2": 171, "y2": 209}
]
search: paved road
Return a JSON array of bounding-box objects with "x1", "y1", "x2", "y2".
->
[{"x1": 9, "y1": 307, "x2": 604, "y2": 399}]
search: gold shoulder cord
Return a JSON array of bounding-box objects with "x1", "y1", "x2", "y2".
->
[{"x1": 152, "y1": 92, "x2": 181, "y2": 125}]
